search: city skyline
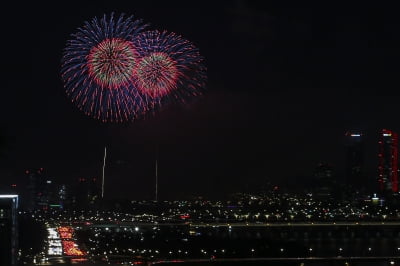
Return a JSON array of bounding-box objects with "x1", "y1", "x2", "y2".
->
[
  {"x1": 1, "y1": 1, "x2": 399, "y2": 199},
  {"x1": 2, "y1": 127, "x2": 397, "y2": 200}
]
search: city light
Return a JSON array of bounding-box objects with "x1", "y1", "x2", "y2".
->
[
  {"x1": 58, "y1": 227, "x2": 73, "y2": 239},
  {"x1": 3, "y1": 3, "x2": 400, "y2": 265},
  {"x1": 46, "y1": 227, "x2": 62, "y2": 256},
  {"x1": 61, "y1": 241, "x2": 85, "y2": 256},
  {"x1": 16, "y1": 189, "x2": 400, "y2": 264},
  {"x1": 58, "y1": 226, "x2": 73, "y2": 239},
  {"x1": 0, "y1": 195, "x2": 18, "y2": 198}
]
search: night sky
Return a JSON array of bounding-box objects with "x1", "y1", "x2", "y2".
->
[{"x1": 0, "y1": 1, "x2": 399, "y2": 199}]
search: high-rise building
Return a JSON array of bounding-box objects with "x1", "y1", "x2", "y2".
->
[
  {"x1": 378, "y1": 129, "x2": 399, "y2": 193},
  {"x1": 0, "y1": 194, "x2": 18, "y2": 266},
  {"x1": 345, "y1": 131, "x2": 365, "y2": 190},
  {"x1": 313, "y1": 162, "x2": 335, "y2": 199},
  {"x1": 26, "y1": 168, "x2": 54, "y2": 210},
  {"x1": 57, "y1": 184, "x2": 69, "y2": 209},
  {"x1": 73, "y1": 178, "x2": 100, "y2": 208}
]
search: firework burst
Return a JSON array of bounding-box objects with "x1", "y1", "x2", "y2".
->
[
  {"x1": 61, "y1": 13, "x2": 148, "y2": 122},
  {"x1": 133, "y1": 30, "x2": 207, "y2": 103}
]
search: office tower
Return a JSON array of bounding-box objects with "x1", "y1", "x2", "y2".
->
[
  {"x1": 0, "y1": 194, "x2": 18, "y2": 266},
  {"x1": 345, "y1": 131, "x2": 365, "y2": 190},
  {"x1": 57, "y1": 184, "x2": 68, "y2": 209},
  {"x1": 74, "y1": 178, "x2": 100, "y2": 208},
  {"x1": 26, "y1": 168, "x2": 53, "y2": 210},
  {"x1": 378, "y1": 129, "x2": 399, "y2": 193},
  {"x1": 313, "y1": 162, "x2": 335, "y2": 199}
]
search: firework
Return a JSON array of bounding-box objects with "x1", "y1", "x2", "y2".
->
[
  {"x1": 133, "y1": 30, "x2": 207, "y2": 102},
  {"x1": 61, "y1": 13, "x2": 148, "y2": 122}
]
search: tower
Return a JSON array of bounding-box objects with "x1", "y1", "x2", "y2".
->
[
  {"x1": 26, "y1": 168, "x2": 44, "y2": 210},
  {"x1": 25, "y1": 168, "x2": 53, "y2": 210},
  {"x1": 345, "y1": 131, "x2": 365, "y2": 190},
  {"x1": 57, "y1": 184, "x2": 69, "y2": 209},
  {"x1": 0, "y1": 194, "x2": 18, "y2": 266},
  {"x1": 313, "y1": 162, "x2": 335, "y2": 199},
  {"x1": 378, "y1": 129, "x2": 399, "y2": 193},
  {"x1": 74, "y1": 178, "x2": 100, "y2": 209}
]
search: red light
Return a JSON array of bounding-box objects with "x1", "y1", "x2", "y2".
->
[
  {"x1": 11, "y1": 184, "x2": 17, "y2": 187},
  {"x1": 61, "y1": 240, "x2": 85, "y2": 256},
  {"x1": 58, "y1": 226, "x2": 85, "y2": 256},
  {"x1": 25, "y1": 170, "x2": 29, "y2": 174},
  {"x1": 71, "y1": 258, "x2": 88, "y2": 262},
  {"x1": 58, "y1": 227, "x2": 73, "y2": 239}
]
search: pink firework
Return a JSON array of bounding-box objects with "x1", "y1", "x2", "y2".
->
[
  {"x1": 135, "y1": 52, "x2": 179, "y2": 98},
  {"x1": 61, "y1": 13, "x2": 148, "y2": 122},
  {"x1": 133, "y1": 30, "x2": 207, "y2": 102}
]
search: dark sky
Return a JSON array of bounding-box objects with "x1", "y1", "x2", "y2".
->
[{"x1": 0, "y1": 1, "x2": 399, "y2": 199}]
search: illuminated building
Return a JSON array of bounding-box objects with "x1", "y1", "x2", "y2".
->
[
  {"x1": 378, "y1": 129, "x2": 399, "y2": 193},
  {"x1": 345, "y1": 131, "x2": 365, "y2": 190},
  {"x1": 0, "y1": 195, "x2": 18, "y2": 266},
  {"x1": 57, "y1": 184, "x2": 69, "y2": 209}
]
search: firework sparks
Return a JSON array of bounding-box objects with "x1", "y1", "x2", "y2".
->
[
  {"x1": 61, "y1": 13, "x2": 148, "y2": 122},
  {"x1": 133, "y1": 30, "x2": 207, "y2": 104}
]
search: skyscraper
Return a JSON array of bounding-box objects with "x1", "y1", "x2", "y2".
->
[
  {"x1": 26, "y1": 168, "x2": 44, "y2": 210},
  {"x1": 26, "y1": 168, "x2": 54, "y2": 210},
  {"x1": 378, "y1": 129, "x2": 399, "y2": 193},
  {"x1": 345, "y1": 131, "x2": 365, "y2": 190},
  {"x1": 73, "y1": 178, "x2": 100, "y2": 209},
  {"x1": 57, "y1": 184, "x2": 69, "y2": 209},
  {"x1": 313, "y1": 162, "x2": 335, "y2": 199},
  {"x1": 0, "y1": 194, "x2": 18, "y2": 266}
]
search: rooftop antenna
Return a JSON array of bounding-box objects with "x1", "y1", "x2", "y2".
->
[{"x1": 102, "y1": 146, "x2": 107, "y2": 199}]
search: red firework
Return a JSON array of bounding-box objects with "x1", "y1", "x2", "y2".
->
[
  {"x1": 133, "y1": 30, "x2": 207, "y2": 101},
  {"x1": 87, "y1": 38, "x2": 138, "y2": 89},
  {"x1": 134, "y1": 52, "x2": 178, "y2": 97}
]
